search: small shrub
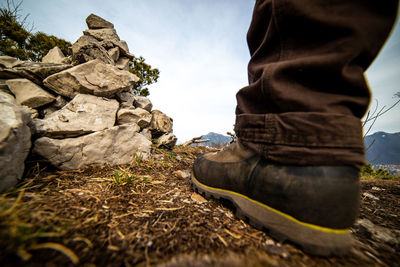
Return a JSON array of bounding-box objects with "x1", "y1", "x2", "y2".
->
[
  {"x1": 142, "y1": 177, "x2": 151, "y2": 184},
  {"x1": 112, "y1": 169, "x2": 135, "y2": 185},
  {"x1": 360, "y1": 163, "x2": 374, "y2": 176},
  {"x1": 112, "y1": 170, "x2": 122, "y2": 185},
  {"x1": 111, "y1": 168, "x2": 151, "y2": 185},
  {"x1": 168, "y1": 152, "x2": 176, "y2": 160},
  {"x1": 374, "y1": 168, "x2": 393, "y2": 180},
  {"x1": 133, "y1": 153, "x2": 143, "y2": 165},
  {"x1": 360, "y1": 163, "x2": 395, "y2": 180}
]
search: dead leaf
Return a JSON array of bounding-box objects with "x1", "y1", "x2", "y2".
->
[
  {"x1": 173, "y1": 170, "x2": 190, "y2": 179},
  {"x1": 191, "y1": 192, "x2": 207, "y2": 204}
]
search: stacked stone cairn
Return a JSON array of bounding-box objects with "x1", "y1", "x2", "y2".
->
[{"x1": 0, "y1": 14, "x2": 177, "y2": 193}]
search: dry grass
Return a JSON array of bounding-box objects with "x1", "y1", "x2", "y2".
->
[
  {"x1": 0, "y1": 146, "x2": 399, "y2": 266},
  {"x1": 0, "y1": 146, "x2": 278, "y2": 266}
]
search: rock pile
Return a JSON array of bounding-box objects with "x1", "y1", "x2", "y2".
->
[
  {"x1": 0, "y1": 91, "x2": 31, "y2": 193},
  {"x1": 0, "y1": 14, "x2": 176, "y2": 192}
]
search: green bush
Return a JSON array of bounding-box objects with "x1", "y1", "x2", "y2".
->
[
  {"x1": 0, "y1": 6, "x2": 71, "y2": 61},
  {"x1": 360, "y1": 163, "x2": 394, "y2": 180}
]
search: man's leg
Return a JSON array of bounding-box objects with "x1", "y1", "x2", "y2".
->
[
  {"x1": 236, "y1": 0, "x2": 398, "y2": 168},
  {"x1": 192, "y1": 0, "x2": 398, "y2": 256}
]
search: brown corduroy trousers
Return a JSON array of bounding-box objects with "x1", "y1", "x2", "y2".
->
[{"x1": 235, "y1": 0, "x2": 399, "y2": 169}]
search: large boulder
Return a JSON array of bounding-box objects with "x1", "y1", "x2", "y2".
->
[
  {"x1": 0, "y1": 91, "x2": 31, "y2": 193},
  {"x1": 108, "y1": 47, "x2": 120, "y2": 63},
  {"x1": 6, "y1": 78, "x2": 55, "y2": 108},
  {"x1": 118, "y1": 40, "x2": 130, "y2": 54},
  {"x1": 40, "y1": 95, "x2": 69, "y2": 117},
  {"x1": 134, "y1": 95, "x2": 153, "y2": 112},
  {"x1": 42, "y1": 47, "x2": 67, "y2": 64},
  {"x1": 100, "y1": 39, "x2": 133, "y2": 59},
  {"x1": 86, "y1": 13, "x2": 114, "y2": 29},
  {"x1": 150, "y1": 110, "x2": 173, "y2": 134},
  {"x1": 71, "y1": 35, "x2": 114, "y2": 65},
  {"x1": 116, "y1": 91, "x2": 136, "y2": 106},
  {"x1": 0, "y1": 79, "x2": 8, "y2": 92},
  {"x1": 33, "y1": 124, "x2": 151, "y2": 170},
  {"x1": 140, "y1": 128, "x2": 152, "y2": 141},
  {"x1": 155, "y1": 133, "x2": 177, "y2": 149},
  {"x1": 117, "y1": 107, "x2": 152, "y2": 129},
  {"x1": 22, "y1": 105, "x2": 39, "y2": 119},
  {"x1": 43, "y1": 59, "x2": 139, "y2": 98},
  {"x1": 114, "y1": 40, "x2": 133, "y2": 59},
  {"x1": 83, "y1": 28, "x2": 120, "y2": 43},
  {"x1": 33, "y1": 94, "x2": 119, "y2": 138},
  {"x1": 0, "y1": 56, "x2": 23, "y2": 68},
  {"x1": 0, "y1": 60, "x2": 72, "y2": 84},
  {"x1": 116, "y1": 57, "x2": 130, "y2": 70}
]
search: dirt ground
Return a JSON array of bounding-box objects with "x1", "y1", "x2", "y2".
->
[{"x1": 0, "y1": 146, "x2": 399, "y2": 266}]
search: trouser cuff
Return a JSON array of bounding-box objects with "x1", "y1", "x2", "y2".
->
[{"x1": 235, "y1": 112, "x2": 365, "y2": 168}]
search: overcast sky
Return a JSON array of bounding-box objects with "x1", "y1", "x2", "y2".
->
[{"x1": 9, "y1": 0, "x2": 400, "y2": 142}]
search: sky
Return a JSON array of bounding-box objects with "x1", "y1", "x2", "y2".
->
[{"x1": 5, "y1": 0, "x2": 400, "y2": 143}]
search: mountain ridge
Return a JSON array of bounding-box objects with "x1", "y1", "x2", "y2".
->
[
  {"x1": 192, "y1": 131, "x2": 400, "y2": 165},
  {"x1": 190, "y1": 132, "x2": 231, "y2": 147},
  {"x1": 364, "y1": 131, "x2": 400, "y2": 165}
]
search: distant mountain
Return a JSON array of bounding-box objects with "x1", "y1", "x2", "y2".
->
[
  {"x1": 191, "y1": 132, "x2": 231, "y2": 148},
  {"x1": 191, "y1": 131, "x2": 400, "y2": 164},
  {"x1": 364, "y1": 132, "x2": 400, "y2": 164}
]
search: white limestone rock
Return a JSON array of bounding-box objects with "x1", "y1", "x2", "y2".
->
[
  {"x1": 33, "y1": 94, "x2": 119, "y2": 138},
  {"x1": 33, "y1": 124, "x2": 151, "y2": 170},
  {"x1": 83, "y1": 28, "x2": 120, "y2": 43},
  {"x1": 116, "y1": 91, "x2": 135, "y2": 106},
  {"x1": 43, "y1": 59, "x2": 139, "y2": 98},
  {"x1": 0, "y1": 56, "x2": 23, "y2": 68},
  {"x1": 22, "y1": 105, "x2": 39, "y2": 119},
  {"x1": 117, "y1": 107, "x2": 152, "y2": 129},
  {"x1": 39, "y1": 95, "x2": 69, "y2": 117},
  {"x1": 49, "y1": 95, "x2": 69, "y2": 109},
  {"x1": 108, "y1": 47, "x2": 120, "y2": 63},
  {"x1": 150, "y1": 110, "x2": 173, "y2": 134},
  {"x1": 100, "y1": 39, "x2": 133, "y2": 59},
  {"x1": 71, "y1": 35, "x2": 114, "y2": 65},
  {"x1": 86, "y1": 13, "x2": 114, "y2": 29},
  {"x1": 42, "y1": 47, "x2": 66, "y2": 64},
  {"x1": 6, "y1": 78, "x2": 55, "y2": 108},
  {"x1": 0, "y1": 79, "x2": 8, "y2": 92},
  {"x1": 134, "y1": 95, "x2": 153, "y2": 112},
  {"x1": 155, "y1": 133, "x2": 177, "y2": 149},
  {"x1": 116, "y1": 57, "x2": 130, "y2": 71},
  {"x1": 355, "y1": 219, "x2": 400, "y2": 246},
  {"x1": 140, "y1": 128, "x2": 152, "y2": 141},
  {"x1": 0, "y1": 61, "x2": 72, "y2": 85},
  {"x1": 118, "y1": 40, "x2": 131, "y2": 56},
  {"x1": 0, "y1": 91, "x2": 31, "y2": 193}
]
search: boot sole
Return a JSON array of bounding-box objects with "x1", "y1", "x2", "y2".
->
[{"x1": 191, "y1": 172, "x2": 352, "y2": 256}]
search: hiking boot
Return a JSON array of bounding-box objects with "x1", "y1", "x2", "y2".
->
[{"x1": 191, "y1": 141, "x2": 360, "y2": 256}]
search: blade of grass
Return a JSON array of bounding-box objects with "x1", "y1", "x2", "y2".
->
[{"x1": 28, "y1": 242, "x2": 79, "y2": 264}]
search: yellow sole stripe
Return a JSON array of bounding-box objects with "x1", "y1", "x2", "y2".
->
[{"x1": 192, "y1": 174, "x2": 349, "y2": 235}]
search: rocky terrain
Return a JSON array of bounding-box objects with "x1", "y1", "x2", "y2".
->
[{"x1": 0, "y1": 14, "x2": 176, "y2": 193}]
